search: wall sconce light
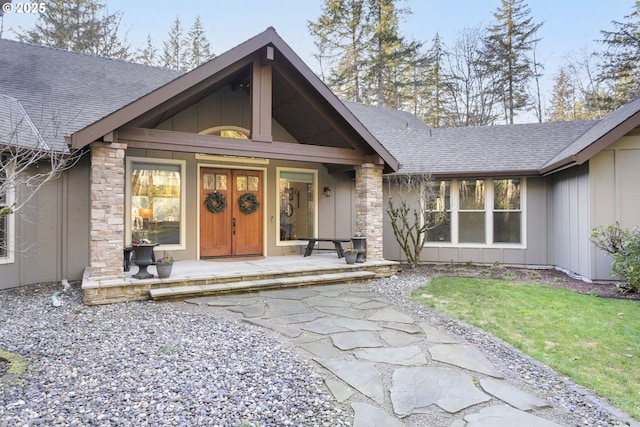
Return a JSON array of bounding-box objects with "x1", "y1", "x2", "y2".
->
[{"x1": 323, "y1": 186, "x2": 331, "y2": 197}]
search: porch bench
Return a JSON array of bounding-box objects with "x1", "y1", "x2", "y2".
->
[{"x1": 300, "y1": 238, "x2": 351, "y2": 258}]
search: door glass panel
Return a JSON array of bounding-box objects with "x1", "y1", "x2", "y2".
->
[
  {"x1": 248, "y1": 176, "x2": 259, "y2": 192},
  {"x1": 237, "y1": 175, "x2": 247, "y2": 191},
  {"x1": 203, "y1": 173, "x2": 216, "y2": 190},
  {"x1": 215, "y1": 174, "x2": 227, "y2": 191}
]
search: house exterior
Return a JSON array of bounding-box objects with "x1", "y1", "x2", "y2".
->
[{"x1": 1, "y1": 27, "x2": 639, "y2": 294}]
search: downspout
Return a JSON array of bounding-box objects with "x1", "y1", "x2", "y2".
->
[{"x1": 60, "y1": 166, "x2": 68, "y2": 282}]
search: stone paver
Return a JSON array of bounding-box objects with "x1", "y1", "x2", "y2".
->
[
  {"x1": 354, "y1": 345, "x2": 428, "y2": 366},
  {"x1": 479, "y1": 377, "x2": 552, "y2": 411},
  {"x1": 464, "y1": 405, "x2": 563, "y2": 427},
  {"x1": 352, "y1": 402, "x2": 405, "y2": 427},
  {"x1": 191, "y1": 282, "x2": 569, "y2": 426},
  {"x1": 429, "y1": 343, "x2": 504, "y2": 378},
  {"x1": 390, "y1": 366, "x2": 491, "y2": 415}
]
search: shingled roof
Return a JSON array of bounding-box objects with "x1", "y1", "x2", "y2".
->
[
  {"x1": 0, "y1": 38, "x2": 180, "y2": 152},
  {"x1": 2, "y1": 35, "x2": 639, "y2": 177},
  {"x1": 347, "y1": 101, "x2": 634, "y2": 177}
]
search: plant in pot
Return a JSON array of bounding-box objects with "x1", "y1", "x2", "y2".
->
[
  {"x1": 132, "y1": 239, "x2": 158, "y2": 279},
  {"x1": 351, "y1": 233, "x2": 367, "y2": 263},
  {"x1": 155, "y1": 254, "x2": 174, "y2": 279},
  {"x1": 344, "y1": 248, "x2": 359, "y2": 265}
]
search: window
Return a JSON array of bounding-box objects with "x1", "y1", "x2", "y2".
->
[
  {"x1": 424, "y1": 178, "x2": 524, "y2": 246},
  {"x1": 459, "y1": 179, "x2": 486, "y2": 243},
  {"x1": 128, "y1": 158, "x2": 185, "y2": 248},
  {"x1": 278, "y1": 168, "x2": 317, "y2": 242},
  {"x1": 0, "y1": 155, "x2": 14, "y2": 262},
  {"x1": 0, "y1": 160, "x2": 7, "y2": 258},
  {"x1": 493, "y1": 178, "x2": 521, "y2": 243},
  {"x1": 425, "y1": 180, "x2": 451, "y2": 242}
]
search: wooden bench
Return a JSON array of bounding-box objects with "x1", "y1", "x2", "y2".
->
[{"x1": 299, "y1": 238, "x2": 351, "y2": 258}]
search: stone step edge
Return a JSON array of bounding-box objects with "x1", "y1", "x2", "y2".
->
[{"x1": 149, "y1": 271, "x2": 376, "y2": 300}]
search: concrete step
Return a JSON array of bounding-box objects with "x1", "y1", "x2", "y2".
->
[{"x1": 149, "y1": 270, "x2": 376, "y2": 301}]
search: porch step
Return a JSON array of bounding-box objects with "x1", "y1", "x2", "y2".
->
[{"x1": 149, "y1": 270, "x2": 376, "y2": 301}]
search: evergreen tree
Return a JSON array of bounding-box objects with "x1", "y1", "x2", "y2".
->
[
  {"x1": 548, "y1": 68, "x2": 577, "y2": 122},
  {"x1": 16, "y1": 0, "x2": 129, "y2": 59},
  {"x1": 599, "y1": 1, "x2": 640, "y2": 106},
  {"x1": 185, "y1": 15, "x2": 214, "y2": 69},
  {"x1": 308, "y1": 0, "x2": 369, "y2": 102},
  {"x1": 136, "y1": 34, "x2": 158, "y2": 66},
  {"x1": 162, "y1": 16, "x2": 188, "y2": 71},
  {"x1": 483, "y1": 0, "x2": 542, "y2": 124},
  {"x1": 411, "y1": 34, "x2": 449, "y2": 127},
  {"x1": 361, "y1": 0, "x2": 422, "y2": 108}
]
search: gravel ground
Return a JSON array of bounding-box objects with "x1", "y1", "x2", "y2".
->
[
  {"x1": 1, "y1": 268, "x2": 638, "y2": 427},
  {"x1": 0, "y1": 282, "x2": 349, "y2": 427}
]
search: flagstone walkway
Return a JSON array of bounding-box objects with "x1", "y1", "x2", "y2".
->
[{"x1": 186, "y1": 283, "x2": 566, "y2": 426}]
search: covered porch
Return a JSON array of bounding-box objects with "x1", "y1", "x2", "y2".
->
[{"x1": 82, "y1": 254, "x2": 398, "y2": 305}]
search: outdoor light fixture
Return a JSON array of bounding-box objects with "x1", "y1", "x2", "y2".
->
[{"x1": 323, "y1": 186, "x2": 331, "y2": 197}]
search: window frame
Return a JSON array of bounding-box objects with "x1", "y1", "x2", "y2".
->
[
  {"x1": 125, "y1": 157, "x2": 187, "y2": 250},
  {"x1": 0, "y1": 155, "x2": 15, "y2": 264},
  {"x1": 424, "y1": 177, "x2": 526, "y2": 248},
  {"x1": 276, "y1": 167, "x2": 318, "y2": 246}
]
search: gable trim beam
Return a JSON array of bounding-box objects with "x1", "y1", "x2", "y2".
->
[
  {"x1": 541, "y1": 109, "x2": 640, "y2": 175},
  {"x1": 70, "y1": 29, "x2": 280, "y2": 150},
  {"x1": 251, "y1": 56, "x2": 273, "y2": 142},
  {"x1": 269, "y1": 38, "x2": 399, "y2": 172},
  {"x1": 118, "y1": 127, "x2": 367, "y2": 165}
]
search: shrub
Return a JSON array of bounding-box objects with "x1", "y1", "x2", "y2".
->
[{"x1": 591, "y1": 223, "x2": 640, "y2": 293}]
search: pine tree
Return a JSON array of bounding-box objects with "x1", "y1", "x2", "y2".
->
[
  {"x1": 16, "y1": 0, "x2": 129, "y2": 59},
  {"x1": 599, "y1": 1, "x2": 640, "y2": 107},
  {"x1": 308, "y1": 0, "x2": 370, "y2": 102},
  {"x1": 361, "y1": 0, "x2": 422, "y2": 108},
  {"x1": 483, "y1": 0, "x2": 542, "y2": 124},
  {"x1": 185, "y1": 15, "x2": 213, "y2": 69},
  {"x1": 162, "y1": 16, "x2": 188, "y2": 72},
  {"x1": 548, "y1": 68, "x2": 577, "y2": 122},
  {"x1": 136, "y1": 34, "x2": 158, "y2": 66}
]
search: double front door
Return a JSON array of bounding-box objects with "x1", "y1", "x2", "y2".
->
[{"x1": 200, "y1": 168, "x2": 263, "y2": 257}]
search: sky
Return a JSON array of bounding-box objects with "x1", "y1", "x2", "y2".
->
[{"x1": 1, "y1": 0, "x2": 637, "y2": 119}]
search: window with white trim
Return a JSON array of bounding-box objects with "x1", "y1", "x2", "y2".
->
[
  {"x1": 493, "y1": 178, "x2": 522, "y2": 243},
  {"x1": 127, "y1": 158, "x2": 186, "y2": 248},
  {"x1": 426, "y1": 178, "x2": 524, "y2": 245},
  {"x1": 277, "y1": 168, "x2": 317, "y2": 243},
  {"x1": 0, "y1": 155, "x2": 14, "y2": 262}
]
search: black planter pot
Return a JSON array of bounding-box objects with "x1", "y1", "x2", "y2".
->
[
  {"x1": 132, "y1": 243, "x2": 158, "y2": 279},
  {"x1": 351, "y1": 236, "x2": 367, "y2": 263}
]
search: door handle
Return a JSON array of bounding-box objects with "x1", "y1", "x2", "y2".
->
[{"x1": 232, "y1": 217, "x2": 236, "y2": 235}]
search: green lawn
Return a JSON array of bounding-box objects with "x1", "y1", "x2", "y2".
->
[{"x1": 412, "y1": 277, "x2": 640, "y2": 421}]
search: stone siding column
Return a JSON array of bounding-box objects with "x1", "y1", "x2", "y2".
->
[
  {"x1": 355, "y1": 163, "x2": 384, "y2": 260},
  {"x1": 89, "y1": 141, "x2": 127, "y2": 280}
]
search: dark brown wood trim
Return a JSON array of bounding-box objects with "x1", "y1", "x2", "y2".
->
[
  {"x1": 119, "y1": 127, "x2": 367, "y2": 165},
  {"x1": 251, "y1": 57, "x2": 273, "y2": 142}
]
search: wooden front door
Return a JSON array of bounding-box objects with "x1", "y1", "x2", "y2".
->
[{"x1": 200, "y1": 168, "x2": 263, "y2": 257}]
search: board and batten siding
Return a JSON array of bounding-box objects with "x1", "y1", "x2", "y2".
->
[
  {"x1": 0, "y1": 156, "x2": 90, "y2": 290},
  {"x1": 589, "y1": 135, "x2": 640, "y2": 281},
  {"x1": 382, "y1": 176, "x2": 549, "y2": 266},
  {"x1": 549, "y1": 163, "x2": 591, "y2": 279}
]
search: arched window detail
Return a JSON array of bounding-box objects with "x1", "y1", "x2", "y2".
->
[{"x1": 198, "y1": 126, "x2": 250, "y2": 139}]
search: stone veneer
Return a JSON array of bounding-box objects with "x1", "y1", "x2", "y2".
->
[
  {"x1": 355, "y1": 163, "x2": 384, "y2": 260},
  {"x1": 88, "y1": 141, "x2": 127, "y2": 280}
]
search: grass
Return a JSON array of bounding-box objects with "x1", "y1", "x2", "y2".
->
[{"x1": 412, "y1": 277, "x2": 640, "y2": 421}]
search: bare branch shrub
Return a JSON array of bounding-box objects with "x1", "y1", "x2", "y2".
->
[{"x1": 385, "y1": 173, "x2": 445, "y2": 268}]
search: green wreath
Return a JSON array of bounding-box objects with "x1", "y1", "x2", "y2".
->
[
  {"x1": 238, "y1": 192, "x2": 260, "y2": 215},
  {"x1": 204, "y1": 191, "x2": 227, "y2": 214}
]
